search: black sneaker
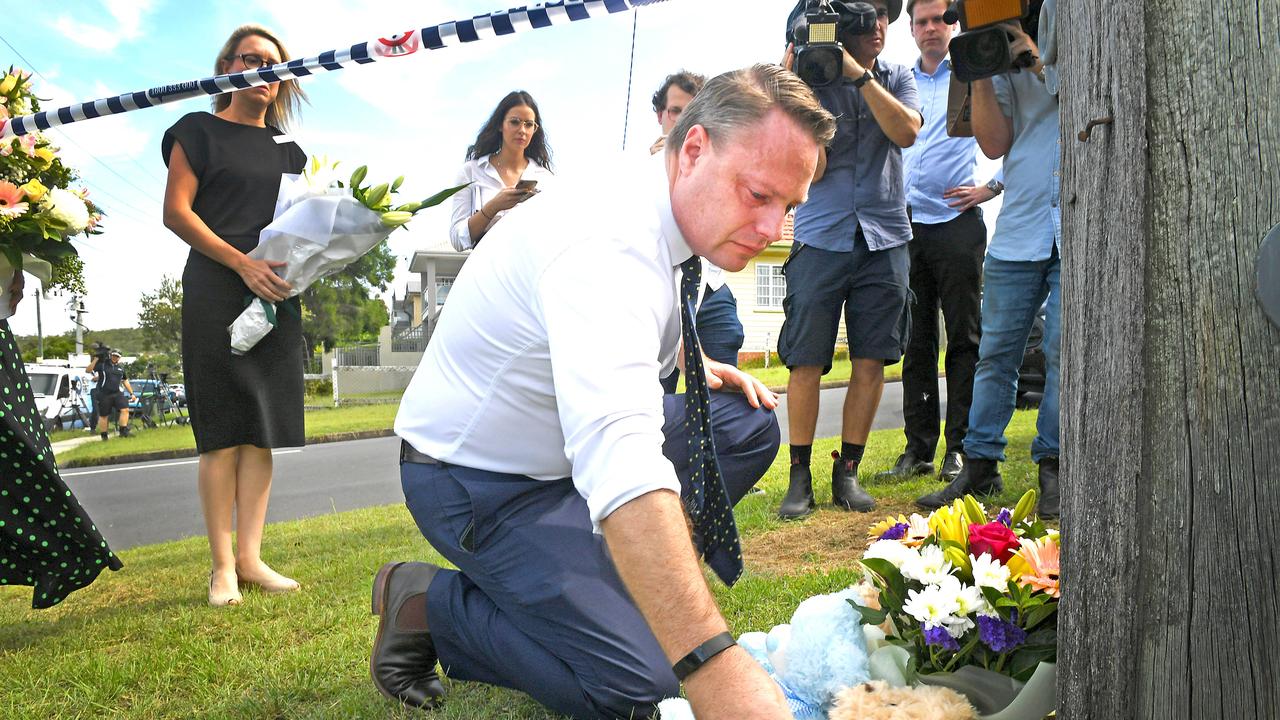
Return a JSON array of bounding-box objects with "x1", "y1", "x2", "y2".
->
[
  {"x1": 100, "y1": 432, "x2": 109, "y2": 442},
  {"x1": 939, "y1": 452, "x2": 964, "y2": 482},
  {"x1": 915, "y1": 458, "x2": 1003, "y2": 510},
  {"x1": 873, "y1": 452, "x2": 935, "y2": 482}
]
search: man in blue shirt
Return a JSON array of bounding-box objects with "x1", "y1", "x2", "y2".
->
[
  {"x1": 879, "y1": 0, "x2": 1004, "y2": 485},
  {"x1": 778, "y1": 0, "x2": 922, "y2": 519},
  {"x1": 917, "y1": 0, "x2": 1062, "y2": 518}
]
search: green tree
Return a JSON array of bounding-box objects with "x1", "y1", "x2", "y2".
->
[
  {"x1": 137, "y1": 276, "x2": 183, "y2": 354},
  {"x1": 300, "y1": 241, "x2": 394, "y2": 350}
]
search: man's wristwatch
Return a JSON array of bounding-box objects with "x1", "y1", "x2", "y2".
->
[
  {"x1": 852, "y1": 70, "x2": 874, "y2": 88},
  {"x1": 985, "y1": 179, "x2": 1005, "y2": 195}
]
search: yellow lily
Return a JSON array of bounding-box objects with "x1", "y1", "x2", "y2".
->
[{"x1": 929, "y1": 501, "x2": 969, "y2": 549}]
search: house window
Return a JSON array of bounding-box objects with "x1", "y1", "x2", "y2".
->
[
  {"x1": 756, "y1": 264, "x2": 785, "y2": 308},
  {"x1": 435, "y1": 277, "x2": 454, "y2": 306}
]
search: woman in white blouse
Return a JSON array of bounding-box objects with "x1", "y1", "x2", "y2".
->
[{"x1": 449, "y1": 91, "x2": 555, "y2": 251}]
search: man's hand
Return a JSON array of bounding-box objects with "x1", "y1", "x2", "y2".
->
[
  {"x1": 650, "y1": 135, "x2": 667, "y2": 156},
  {"x1": 781, "y1": 42, "x2": 795, "y2": 72},
  {"x1": 602, "y1": 492, "x2": 792, "y2": 720},
  {"x1": 943, "y1": 184, "x2": 998, "y2": 212},
  {"x1": 841, "y1": 48, "x2": 868, "y2": 80},
  {"x1": 1003, "y1": 21, "x2": 1043, "y2": 76},
  {"x1": 7, "y1": 269, "x2": 24, "y2": 313},
  {"x1": 704, "y1": 359, "x2": 780, "y2": 410}
]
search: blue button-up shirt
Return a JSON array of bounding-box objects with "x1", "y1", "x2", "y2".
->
[
  {"x1": 794, "y1": 61, "x2": 920, "y2": 252},
  {"x1": 988, "y1": 69, "x2": 1060, "y2": 261},
  {"x1": 903, "y1": 58, "x2": 1000, "y2": 225}
]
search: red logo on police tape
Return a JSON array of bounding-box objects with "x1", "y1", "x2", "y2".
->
[{"x1": 375, "y1": 32, "x2": 420, "y2": 58}]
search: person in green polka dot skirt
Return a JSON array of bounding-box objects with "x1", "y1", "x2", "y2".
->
[{"x1": 1, "y1": 271, "x2": 122, "y2": 609}]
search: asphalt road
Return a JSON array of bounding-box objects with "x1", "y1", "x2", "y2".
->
[{"x1": 64, "y1": 381, "x2": 947, "y2": 551}]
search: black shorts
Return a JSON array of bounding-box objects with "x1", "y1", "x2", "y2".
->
[
  {"x1": 96, "y1": 391, "x2": 128, "y2": 417},
  {"x1": 778, "y1": 230, "x2": 911, "y2": 372}
]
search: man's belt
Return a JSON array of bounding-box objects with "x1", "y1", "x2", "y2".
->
[{"x1": 400, "y1": 440, "x2": 440, "y2": 465}]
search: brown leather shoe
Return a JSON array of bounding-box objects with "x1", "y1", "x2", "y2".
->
[{"x1": 370, "y1": 562, "x2": 446, "y2": 708}]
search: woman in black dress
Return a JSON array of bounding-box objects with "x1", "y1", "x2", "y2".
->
[
  {"x1": 161, "y1": 25, "x2": 307, "y2": 607},
  {"x1": 1, "y1": 271, "x2": 123, "y2": 608}
]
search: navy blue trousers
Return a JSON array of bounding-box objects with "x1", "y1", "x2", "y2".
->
[{"x1": 401, "y1": 392, "x2": 779, "y2": 719}]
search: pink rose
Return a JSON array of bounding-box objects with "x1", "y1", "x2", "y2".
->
[{"x1": 968, "y1": 522, "x2": 1021, "y2": 563}]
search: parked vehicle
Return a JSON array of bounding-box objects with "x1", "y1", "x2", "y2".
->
[
  {"x1": 24, "y1": 363, "x2": 94, "y2": 432},
  {"x1": 1016, "y1": 304, "x2": 1048, "y2": 408}
]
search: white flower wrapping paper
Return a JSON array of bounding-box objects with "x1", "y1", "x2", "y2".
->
[
  {"x1": 0, "y1": 254, "x2": 52, "y2": 322},
  {"x1": 228, "y1": 173, "x2": 393, "y2": 354}
]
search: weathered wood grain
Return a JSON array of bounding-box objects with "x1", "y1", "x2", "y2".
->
[{"x1": 1059, "y1": 0, "x2": 1280, "y2": 718}]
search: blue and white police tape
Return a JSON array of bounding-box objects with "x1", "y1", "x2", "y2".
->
[{"x1": 0, "y1": 0, "x2": 668, "y2": 140}]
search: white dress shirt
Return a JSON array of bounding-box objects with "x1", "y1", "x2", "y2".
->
[
  {"x1": 448, "y1": 154, "x2": 555, "y2": 251},
  {"x1": 397, "y1": 154, "x2": 690, "y2": 529}
]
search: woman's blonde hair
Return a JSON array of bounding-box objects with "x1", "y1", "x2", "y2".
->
[{"x1": 212, "y1": 24, "x2": 307, "y2": 130}]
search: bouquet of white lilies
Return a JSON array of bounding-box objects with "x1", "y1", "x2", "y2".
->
[{"x1": 228, "y1": 156, "x2": 465, "y2": 354}]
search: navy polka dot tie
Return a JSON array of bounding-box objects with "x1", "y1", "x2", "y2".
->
[{"x1": 679, "y1": 256, "x2": 742, "y2": 586}]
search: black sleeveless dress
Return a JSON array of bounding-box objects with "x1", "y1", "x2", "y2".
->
[
  {"x1": 0, "y1": 320, "x2": 122, "y2": 608},
  {"x1": 161, "y1": 112, "x2": 306, "y2": 453}
]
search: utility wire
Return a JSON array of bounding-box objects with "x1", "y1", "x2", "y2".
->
[
  {"x1": 0, "y1": 32, "x2": 167, "y2": 204},
  {"x1": 620, "y1": 11, "x2": 639, "y2": 152}
]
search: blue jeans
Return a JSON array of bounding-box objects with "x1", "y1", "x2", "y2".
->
[{"x1": 963, "y1": 252, "x2": 1061, "y2": 463}]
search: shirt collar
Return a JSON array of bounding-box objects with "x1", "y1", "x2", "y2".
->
[
  {"x1": 913, "y1": 56, "x2": 951, "y2": 78},
  {"x1": 652, "y1": 152, "x2": 693, "y2": 267}
]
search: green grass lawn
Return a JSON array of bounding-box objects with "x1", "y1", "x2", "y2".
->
[
  {"x1": 0, "y1": 411, "x2": 1043, "y2": 719},
  {"x1": 51, "y1": 403, "x2": 400, "y2": 466}
]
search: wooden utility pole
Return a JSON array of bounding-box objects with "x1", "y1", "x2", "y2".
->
[{"x1": 1057, "y1": 1, "x2": 1279, "y2": 718}]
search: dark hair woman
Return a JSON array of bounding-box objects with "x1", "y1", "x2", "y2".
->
[
  {"x1": 449, "y1": 91, "x2": 555, "y2": 251},
  {"x1": 160, "y1": 24, "x2": 308, "y2": 607}
]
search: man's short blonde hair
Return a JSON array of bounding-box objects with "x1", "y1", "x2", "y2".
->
[{"x1": 666, "y1": 64, "x2": 835, "y2": 155}]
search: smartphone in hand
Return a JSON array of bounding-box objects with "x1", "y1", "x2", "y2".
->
[{"x1": 515, "y1": 179, "x2": 538, "y2": 193}]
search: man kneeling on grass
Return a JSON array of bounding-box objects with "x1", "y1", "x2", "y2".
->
[{"x1": 369, "y1": 65, "x2": 834, "y2": 720}]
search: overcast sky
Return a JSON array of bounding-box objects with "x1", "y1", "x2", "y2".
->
[{"x1": 2, "y1": 0, "x2": 998, "y2": 340}]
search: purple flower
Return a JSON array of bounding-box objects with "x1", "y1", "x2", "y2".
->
[
  {"x1": 996, "y1": 508, "x2": 1013, "y2": 527},
  {"x1": 977, "y1": 615, "x2": 1027, "y2": 654},
  {"x1": 879, "y1": 522, "x2": 910, "y2": 541},
  {"x1": 922, "y1": 623, "x2": 960, "y2": 652}
]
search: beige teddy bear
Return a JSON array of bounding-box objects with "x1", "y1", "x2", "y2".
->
[{"x1": 830, "y1": 680, "x2": 977, "y2": 720}]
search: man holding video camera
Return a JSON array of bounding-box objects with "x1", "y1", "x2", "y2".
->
[
  {"x1": 86, "y1": 344, "x2": 136, "y2": 441},
  {"x1": 916, "y1": 0, "x2": 1062, "y2": 518},
  {"x1": 778, "y1": 0, "x2": 922, "y2": 519}
]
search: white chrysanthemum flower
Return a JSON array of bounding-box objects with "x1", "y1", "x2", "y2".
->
[
  {"x1": 902, "y1": 584, "x2": 961, "y2": 628},
  {"x1": 41, "y1": 187, "x2": 90, "y2": 234},
  {"x1": 970, "y1": 551, "x2": 1011, "y2": 590},
  {"x1": 944, "y1": 614, "x2": 974, "y2": 638},
  {"x1": 864, "y1": 539, "x2": 918, "y2": 570},
  {"x1": 901, "y1": 544, "x2": 954, "y2": 585}
]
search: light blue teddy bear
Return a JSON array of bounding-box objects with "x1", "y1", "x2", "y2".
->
[{"x1": 659, "y1": 587, "x2": 871, "y2": 720}]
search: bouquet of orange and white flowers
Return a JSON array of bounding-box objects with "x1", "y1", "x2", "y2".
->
[
  {"x1": 847, "y1": 491, "x2": 1059, "y2": 718},
  {"x1": 854, "y1": 491, "x2": 1059, "y2": 683},
  {"x1": 228, "y1": 156, "x2": 465, "y2": 353},
  {"x1": 1, "y1": 66, "x2": 103, "y2": 318}
]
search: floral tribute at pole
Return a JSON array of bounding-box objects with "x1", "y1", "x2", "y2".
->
[
  {"x1": 227, "y1": 157, "x2": 466, "y2": 353},
  {"x1": 0, "y1": 66, "x2": 103, "y2": 319},
  {"x1": 658, "y1": 491, "x2": 1059, "y2": 720}
]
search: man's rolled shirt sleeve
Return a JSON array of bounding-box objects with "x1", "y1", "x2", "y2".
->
[{"x1": 537, "y1": 241, "x2": 682, "y2": 530}]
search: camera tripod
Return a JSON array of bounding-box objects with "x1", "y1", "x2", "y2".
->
[{"x1": 134, "y1": 363, "x2": 188, "y2": 429}]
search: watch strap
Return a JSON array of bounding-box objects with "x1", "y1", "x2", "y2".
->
[
  {"x1": 853, "y1": 70, "x2": 874, "y2": 88},
  {"x1": 672, "y1": 631, "x2": 737, "y2": 682}
]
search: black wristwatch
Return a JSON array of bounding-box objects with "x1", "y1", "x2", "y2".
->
[
  {"x1": 852, "y1": 70, "x2": 874, "y2": 88},
  {"x1": 672, "y1": 632, "x2": 737, "y2": 682}
]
